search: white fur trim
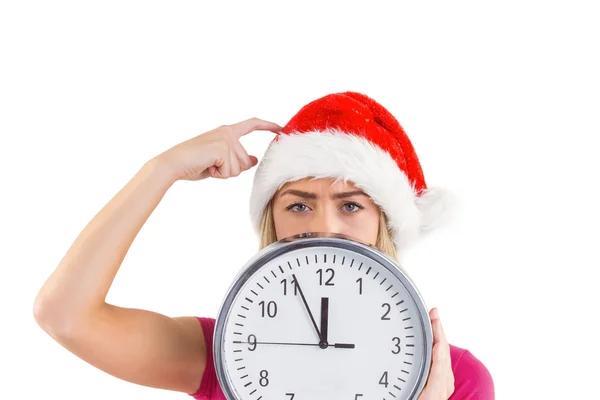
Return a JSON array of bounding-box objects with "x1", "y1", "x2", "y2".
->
[{"x1": 249, "y1": 129, "x2": 452, "y2": 254}]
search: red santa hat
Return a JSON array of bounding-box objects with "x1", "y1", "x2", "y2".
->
[{"x1": 249, "y1": 91, "x2": 453, "y2": 254}]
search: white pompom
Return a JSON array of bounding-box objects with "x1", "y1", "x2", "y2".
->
[{"x1": 416, "y1": 186, "x2": 457, "y2": 232}]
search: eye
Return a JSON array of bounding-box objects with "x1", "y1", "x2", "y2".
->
[
  {"x1": 342, "y1": 202, "x2": 364, "y2": 213},
  {"x1": 286, "y1": 203, "x2": 310, "y2": 213}
]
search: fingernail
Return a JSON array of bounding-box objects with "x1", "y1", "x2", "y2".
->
[{"x1": 433, "y1": 308, "x2": 439, "y2": 318}]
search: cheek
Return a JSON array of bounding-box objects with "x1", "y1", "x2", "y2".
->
[
  {"x1": 273, "y1": 209, "x2": 305, "y2": 240},
  {"x1": 344, "y1": 209, "x2": 380, "y2": 243}
]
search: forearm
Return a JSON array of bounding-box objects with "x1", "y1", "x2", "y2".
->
[{"x1": 34, "y1": 157, "x2": 177, "y2": 329}]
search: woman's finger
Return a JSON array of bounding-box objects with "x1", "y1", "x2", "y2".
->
[
  {"x1": 232, "y1": 140, "x2": 257, "y2": 171},
  {"x1": 229, "y1": 117, "x2": 282, "y2": 138},
  {"x1": 434, "y1": 310, "x2": 452, "y2": 374},
  {"x1": 228, "y1": 145, "x2": 242, "y2": 177},
  {"x1": 212, "y1": 154, "x2": 229, "y2": 179},
  {"x1": 426, "y1": 309, "x2": 452, "y2": 385},
  {"x1": 206, "y1": 166, "x2": 217, "y2": 179},
  {"x1": 427, "y1": 339, "x2": 445, "y2": 387}
]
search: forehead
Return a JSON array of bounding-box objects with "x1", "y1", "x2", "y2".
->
[{"x1": 277, "y1": 177, "x2": 359, "y2": 192}]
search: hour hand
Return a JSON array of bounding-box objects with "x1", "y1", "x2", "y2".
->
[
  {"x1": 333, "y1": 343, "x2": 355, "y2": 349},
  {"x1": 320, "y1": 297, "x2": 329, "y2": 345}
]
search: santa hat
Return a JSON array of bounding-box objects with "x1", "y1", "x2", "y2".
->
[{"x1": 249, "y1": 91, "x2": 453, "y2": 255}]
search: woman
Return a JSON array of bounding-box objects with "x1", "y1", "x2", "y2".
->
[{"x1": 33, "y1": 92, "x2": 494, "y2": 399}]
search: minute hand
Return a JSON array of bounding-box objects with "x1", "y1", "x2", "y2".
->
[{"x1": 292, "y1": 273, "x2": 321, "y2": 340}]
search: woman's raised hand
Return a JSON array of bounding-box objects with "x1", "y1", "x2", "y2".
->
[{"x1": 156, "y1": 118, "x2": 282, "y2": 182}]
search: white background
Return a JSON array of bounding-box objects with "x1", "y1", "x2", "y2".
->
[{"x1": 1, "y1": 1, "x2": 599, "y2": 399}]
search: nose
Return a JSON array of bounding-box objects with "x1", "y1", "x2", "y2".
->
[{"x1": 308, "y1": 208, "x2": 341, "y2": 234}]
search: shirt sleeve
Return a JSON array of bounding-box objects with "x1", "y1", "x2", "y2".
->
[
  {"x1": 449, "y1": 348, "x2": 495, "y2": 400},
  {"x1": 189, "y1": 317, "x2": 218, "y2": 400}
]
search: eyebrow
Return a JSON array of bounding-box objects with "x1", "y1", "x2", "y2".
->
[{"x1": 279, "y1": 189, "x2": 367, "y2": 199}]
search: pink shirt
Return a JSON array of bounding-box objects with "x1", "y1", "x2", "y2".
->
[{"x1": 190, "y1": 317, "x2": 494, "y2": 399}]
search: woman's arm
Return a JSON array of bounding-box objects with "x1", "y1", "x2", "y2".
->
[
  {"x1": 32, "y1": 119, "x2": 281, "y2": 395},
  {"x1": 33, "y1": 158, "x2": 206, "y2": 394}
]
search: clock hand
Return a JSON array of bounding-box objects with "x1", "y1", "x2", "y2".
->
[
  {"x1": 249, "y1": 341, "x2": 355, "y2": 348},
  {"x1": 333, "y1": 343, "x2": 355, "y2": 349},
  {"x1": 291, "y1": 273, "x2": 321, "y2": 340},
  {"x1": 253, "y1": 341, "x2": 321, "y2": 347},
  {"x1": 317, "y1": 297, "x2": 355, "y2": 349},
  {"x1": 320, "y1": 297, "x2": 329, "y2": 347}
]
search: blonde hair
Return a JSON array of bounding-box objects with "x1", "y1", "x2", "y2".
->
[{"x1": 258, "y1": 198, "x2": 398, "y2": 261}]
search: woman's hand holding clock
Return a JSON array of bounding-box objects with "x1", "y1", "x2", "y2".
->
[{"x1": 417, "y1": 308, "x2": 455, "y2": 400}]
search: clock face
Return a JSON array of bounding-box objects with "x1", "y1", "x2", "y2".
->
[{"x1": 214, "y1": 235, "x2": 432, "y2": 400}]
